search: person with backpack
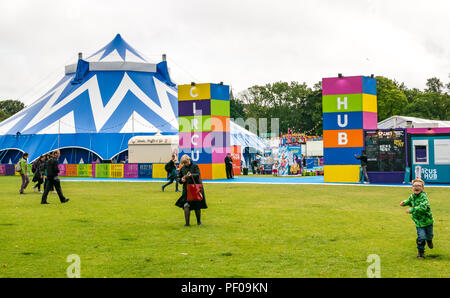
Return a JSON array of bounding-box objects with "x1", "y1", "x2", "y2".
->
[
  {"x1": 32, "y1": 156, "x2": 45, "y2": 193},
  {"x1": 162, "y1": 154, "x2": 180, "y2": 192},
  {"x1": 18, "y1": 152, "x2": 29, "y2": 194},
  {"x1": 43, "y1": 153, "x2": 56, "y2": 194}
]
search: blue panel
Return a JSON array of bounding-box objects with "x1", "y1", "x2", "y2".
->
[
  {"x1": 323, "y1": 112, "x2": 363, "y2": 130},
  {"x1": 138, "y1": 163, "x2": 153, "y2": 178},
  {"x1": 178, "y1": 148, "x2": 212, "y2": 164},
  {"x1": 362, "y1": 76, "x2": 377, "y2": 95},
  {"x1": 210, "y1": 84, "x2": 230, "y2": 101},
  {"x1": 96, "y1": 71, "x2": 126, "y2": 106},
  {"x1": 323, "y1": 147, "x2": 364, "y2": 165}
]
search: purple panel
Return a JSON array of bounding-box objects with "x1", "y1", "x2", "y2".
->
[
  {"x1": 0, "y1": 164, "x2": 5, "y2": 176},
  {"x1": 92, "y1": 161, "x2": 99, "y2": 177},
  {"x1": 124, "y1": 163, "x2": 139, "y2": 178},
  {"x1": 58, "y1": 164, "x2": 67, "y2": 177},
  {"x1": 322, "y1": 76, "x2": 363, "y2": 95},
  {"x1": 211, "y1": 131, "x2": 230, "y2": 148},
  {"x1": 178, "y1": 100, "x2": 211, "y2": 117},
  {"x1": 367, "y1": 172, "x2": 405, "y2": 184},
  {"x1": 363, "y1": 112, "x2": 378, "y2": 129},
  {"x1": 319, "y1": 158, "x2": 324, "y2": 166},
  {"x1": 5, "y1": 164, "x2": 15, "y2": 176}
]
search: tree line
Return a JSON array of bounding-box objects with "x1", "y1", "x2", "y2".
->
[
  {"x1": 230, "y1": 75, "x2": 450, "y2": 136},
  {"x1": 1, "y1": 75, "x2": 449, "y2": 135}
]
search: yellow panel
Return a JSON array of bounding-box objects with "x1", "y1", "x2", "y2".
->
[
  {"x1": 178, "y1": 83, "x2": 211, "y2": 101},
  {"x1": 324, "y1": 165, "x2": 360, "y2": 183},
  {"x1": 211, "y1": 163, "x2": 227, "y2": 180},
  {"x1": 152, "y1": 163, "x2": 166, "y2": 179},
  {"x1": 110, "y1": 164, "x2": 124, "y2": 178},
  {"x1": 363, "y1": 94, "x2": 377, "y2": 113}
]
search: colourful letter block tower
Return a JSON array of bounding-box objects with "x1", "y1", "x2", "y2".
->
[
  {"x1": 178, "y1": 83, "x2": 230, "y2": 180},
  {"x1": 322, "y1": 76, "x2": 377, "y2": 182}
]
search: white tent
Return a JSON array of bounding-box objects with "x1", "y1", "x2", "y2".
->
[
  {"x1": 0, "y1": 34, "x2": 268, "y2": 163},
  {"x1": 378, "y1": 115, "x2": 450, "y2": 129}
]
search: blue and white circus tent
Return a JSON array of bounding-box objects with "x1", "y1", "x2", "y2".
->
[{"x1": 0, "y1": 34, "x2": 268, "y2": 164}]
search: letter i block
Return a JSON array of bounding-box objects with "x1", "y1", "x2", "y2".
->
[{"x1": 179, "y1": 100, "x2": 211, "y2": 117}]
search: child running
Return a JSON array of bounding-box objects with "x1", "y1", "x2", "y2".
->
[{"x1": 400, "y1": 179, "x2": 434, "y2": 259}]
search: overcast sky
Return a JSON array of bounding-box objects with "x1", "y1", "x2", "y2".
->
[{"x1": 1, "y1": 0, "x2": 449, "y2": 106}]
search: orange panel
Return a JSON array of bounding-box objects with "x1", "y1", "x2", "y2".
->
[
  {"x1": 196, "y1": 163, "x2": 212, "y2": 180},
  {"x1": 323, "y1": 129, "x2": 363, "y2": 148},
  {"x1": 210, "y1": 116, "x2": 230, "y2": 132}
]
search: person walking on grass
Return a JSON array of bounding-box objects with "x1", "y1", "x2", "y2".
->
[
  {"x1": 162, "y1": 154, "x2": 180, "y2": 192},
  {"x1": 41, "y1": 150, "x2": 69, "y2": 205},
  {"x1": 32, "y1": 155, "x2": 45, "y2": 193},
  {"x1": 400, "y1": 178, "x2": 434, "y2": 259},
  {"x1": 175, "y1": 155, "x2": 207, "y2": 226},
  {"x1": 43, "y1": 153, "x2": 57, "y2": 194},
  {"x1": 18, "y1": 152, "x2": 29, "y2": 194}
]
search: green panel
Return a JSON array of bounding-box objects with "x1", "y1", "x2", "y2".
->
[
  {"x1": 322, "y1": 93, "x2": 363, "y2": 113},
  {"x1": 178, "y1": 115, "x2": 211, "y2": 132},
  {"x1": 211, "y1": 99, "x2": 230, "y2": 116},
  {"x1": 77, "y1": 164, "x2": 90, "y2": 177},
  {"x1": 95, "y1": 164, "x2": 110, "y2": 178}
]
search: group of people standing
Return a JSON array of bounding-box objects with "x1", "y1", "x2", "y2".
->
[{"x1": 17, "y1": 150, "x2": 69, "y2": 204}]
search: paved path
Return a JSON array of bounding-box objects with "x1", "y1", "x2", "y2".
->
[{"x1": 63, "y1": 176, "x2": 450, "y2": 187}]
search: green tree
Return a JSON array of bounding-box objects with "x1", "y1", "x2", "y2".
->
[
  {"x1": 237, "y1": 81, "x2": 322, "y2": 136},
  {"x1": 425, "y1": 77, "x2": 444, "y2": 93},
  {"x1": 375, "y1": 76, "x2": 408, "y2": 121},
  {"x1": 0, "y1": 99, "x2": 25, "y2": 120},
  {"x1": 0, "y1": 109, "x2": 7, "y2": 122},
  {"x1": 230, "y1": 89, "x2": 246, "y2": 119},
  {"x1": 404, "y1": 92, "x2": 450, "y2": 120}
]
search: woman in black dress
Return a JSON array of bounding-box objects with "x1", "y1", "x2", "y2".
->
[{"x1": 175, "y1": 155, "x2": 207, "y2": 226}]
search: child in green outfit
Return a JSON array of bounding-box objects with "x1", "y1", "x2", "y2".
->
[{"x1": 400, "y1": 179, "x2": 434, "y2": 259}]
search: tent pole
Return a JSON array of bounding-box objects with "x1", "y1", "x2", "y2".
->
[
  {"x1": 58, "y1": 119, "x2": 61, "y2": 149},
  {"x1": 132, "y1": 112, "x2": 135, "y2": 138}
]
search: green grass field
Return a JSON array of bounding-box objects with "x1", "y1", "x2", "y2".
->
[{"x1": 0, "y1": 176, "x2": 448, "y2": 278}]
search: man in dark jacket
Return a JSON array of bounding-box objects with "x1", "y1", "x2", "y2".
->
[
  {"x1": 224, "y1": 153, "x2": 234, "y2": 179},
  {"x1": 41, "y1": 150, "x2": 70, "y2": 204},
  {"x1": 355, "y1": 150, "x2": 370, "y2": 183}
]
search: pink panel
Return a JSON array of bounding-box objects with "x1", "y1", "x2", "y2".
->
[
  {"x1": 407, "y1": 128, "x2": 450, "y2": 134},
  {"x1": 211, "y1": 147, "x2": 230, "y2": 163},
  {"x1": 363, "y1": 112, "x2": 378, "y2": 129},
  {"x1": 179, "y1": 132, "x2": 212, "y2": 148},
  {"x1": 124, "y1": 163, "x2": 139, "y2": 178},
  {"x1": 0, "y1": 164, "x2": 5, "y2": 176},
  {"x1": 322, "y1": 76, "x2": 362, "y2": 95},
  {"x1": 58, "y1": 164, "x2": 67, "y2": 176}
]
